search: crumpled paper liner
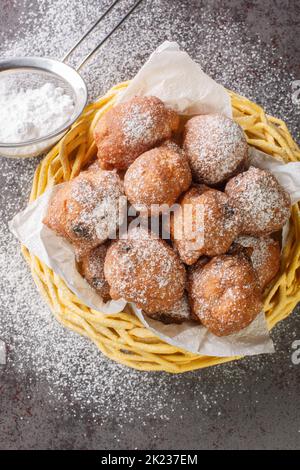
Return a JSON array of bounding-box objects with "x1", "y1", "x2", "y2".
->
[{"x1": 10, "y1": 41, "x2": 300, "y2": 357}]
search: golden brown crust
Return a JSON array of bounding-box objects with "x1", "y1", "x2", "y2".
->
[
  {"x1": 44, "y1": 98, "x2": 286, "y2": 333},
  {"x1": 124, "y1": 146, "x2": 192, "y2": 216},
  {"x1": 225, "y1": 166, "x2": 291, "y2": 235},
  {"x1": 72, "y1": 239, "x2": 102, "y2": 259},
  {"x1": 183, "y1": 114, "x2": 248, "y2": 185},
  {"x1": 171, "y1": 187, "x2": 241, "y2": 265},
  {"x1": 188, "y1": 254, "x2": 262, "y2": 336},
  {"x1": 145, "y1": 292, "x2": 194, "y2": 324},
  {"x1": 78, "y1": 243, "x2": 111, "y2": 302},
  {"x1": 159, "y1": 139, "x2": 183, "y2": 154},
  {"x1": 104, "y1": 227, "x2": 186, "y2": 314},
  {"x1": 229, "y1": 235, "x2": 280, "y2": 290},
  {"x1": 94, "y1": 96, "x2": 180, "y2": 170}
]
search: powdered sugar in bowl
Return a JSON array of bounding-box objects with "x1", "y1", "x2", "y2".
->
[{"x1": 0, "y1": 57, "x2": 87, "y2": 158}]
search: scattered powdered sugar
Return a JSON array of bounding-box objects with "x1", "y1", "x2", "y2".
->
[
  {"x1": 119, "y1": 96, "x2": 176, "y2": 151},
  {"x1": 0, "y1": 227, "x2": 173, "y2": 424},
  {"x1": 0, "y1": 81, "x2": 74, "y2": 144}
]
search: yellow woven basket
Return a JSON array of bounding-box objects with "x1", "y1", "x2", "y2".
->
[{"x1": 21, "y1": 81, "x2": 300, "y2": 373}]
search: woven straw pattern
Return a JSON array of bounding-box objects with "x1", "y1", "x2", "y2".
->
[{"x1": 21, "y1": 82, "x2": 300, "y2": 372}]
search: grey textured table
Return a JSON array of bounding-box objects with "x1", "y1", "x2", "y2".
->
[{"x1": 0, "y1": 0, "x2": 300, "y2": 450}]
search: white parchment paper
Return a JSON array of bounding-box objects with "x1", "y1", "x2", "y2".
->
[{"x1": 10, "y1": 41, "x2": 300, "y2": 357}]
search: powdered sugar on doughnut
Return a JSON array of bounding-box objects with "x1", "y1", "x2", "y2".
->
[
  {"x1": 94, "y1": 96, "x2": 179, "y2": 170},
  {"x1": 234, "y1": 236, "x2": 270, "y2": 272},
  {"x1": 80, "y1": 244, "x2": 111, "y2": 301},
  {"x1": 147, "y1": 292, "x2": 193, "y2": 324},
  {"x1": 104, "y1": 226, "x2": 186, "y2": 313}
]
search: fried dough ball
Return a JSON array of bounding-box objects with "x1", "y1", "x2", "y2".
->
[
  {"x1": 183, "y1": 114, "x2": 248, "y2": 185},
  {"x1": 225, "y1": 166, "x2": 291, "y2": 235},
  {"x1": 188, "y1": 254, "x2": 262, "y2": 336},
  {"x1": 104, "y1": 227, "x2": 186, "y2": 314},
  {"x1": 171, "y1": 187, "x2": 241, "y2": 265},
  {"x1": 160, "y1": 139, "x2": 183, "y2": 154},
  {"x1": 229, "y1": 235, "x2": 280, "y2": 290},
  {"x1": 78, "y1": 243, "x2": 111, "y2": 302},
  {"x1": 146, "y1": 292, "x2": 194, "y2": 324},
  {"x1": 124, "y1": 145, "x2": 192, "y2": 216},
  {"x1": 43, "y1": 184, "x2": 71, "y2": 240},
  {"x1": 43, "y1": 169, "x2": 126, "y2": 249},
  {"x1": 94, "y1": 96, "x2": 180, "y2": 170}
]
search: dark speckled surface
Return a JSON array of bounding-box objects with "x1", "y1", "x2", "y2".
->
[{"x1": 0, "y1": 0, "x2": 300, "y2": 450}]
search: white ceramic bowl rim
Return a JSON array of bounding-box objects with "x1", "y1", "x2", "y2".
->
[{"x1": 0, "y1": 57, "x2": 88, "y2": 148}]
